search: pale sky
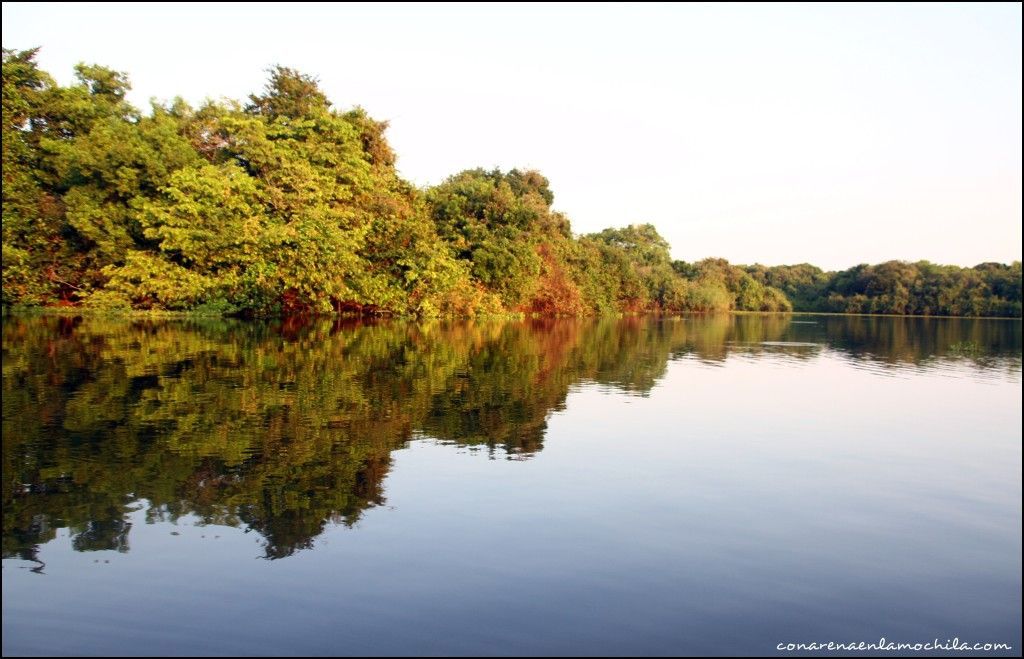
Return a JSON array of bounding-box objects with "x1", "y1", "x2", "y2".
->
[{"x1": 3, "y1": 2, "x2": 1021, "y2": 269}]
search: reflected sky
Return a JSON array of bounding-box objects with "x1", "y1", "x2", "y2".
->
[{"x1": 2, "y1": 314, "x2": 1021, "y2": 655}]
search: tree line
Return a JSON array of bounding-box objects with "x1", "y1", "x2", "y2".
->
[
  {"x1": 745, "y1": 261, "x2": 1020, "y2": 317},
  {"x1": 3, "y1": 49, "x2": 1020, "y2": 317}
]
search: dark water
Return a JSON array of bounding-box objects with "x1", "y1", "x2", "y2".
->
[{"x1": 2, "y1": 314, "x2": 1021, "y2": 656}]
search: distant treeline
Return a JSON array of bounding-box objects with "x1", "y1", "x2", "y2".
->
[
  {"x1": 3, "y1": 49, "x2": 1020, "y2": 317},
  {"x1": 745, "y1": 262, "x2": 1021, "y2": 317}
]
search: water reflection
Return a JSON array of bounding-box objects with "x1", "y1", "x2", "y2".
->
[{"x1": 2, "y1": 314, "x2": 1020, "y2": 562}]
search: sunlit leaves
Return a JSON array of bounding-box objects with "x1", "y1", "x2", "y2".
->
[{"x1": 2, "y1": 50, "x2": 1019, "y2": 318}]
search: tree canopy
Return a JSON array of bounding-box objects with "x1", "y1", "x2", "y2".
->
[{"x1": 3, "y1": 49, "x2": 1019, "y2": 318}]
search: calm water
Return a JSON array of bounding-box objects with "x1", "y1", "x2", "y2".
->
[{"x1": 2, "y1": 314, "x2": 1021, "y2": 656}]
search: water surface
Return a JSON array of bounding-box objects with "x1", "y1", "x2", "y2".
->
[{"x1": 2, "y1": 314, "x2": 1021, "y2": 655}]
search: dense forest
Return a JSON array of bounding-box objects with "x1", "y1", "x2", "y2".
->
[
  {"x1": 745, "y1": 262, "x2": 1021, "y2": 317},
  {"x1": 3, "y1": 49, "x2": 1021, "y2": 317}
]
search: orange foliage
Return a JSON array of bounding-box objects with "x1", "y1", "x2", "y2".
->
[{"x1": 522, "y1": 243, "x2": 586, "y2": 315}]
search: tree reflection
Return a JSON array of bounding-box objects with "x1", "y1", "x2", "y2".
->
[{"x1": 2, "y1": 314, "x2": 1020, "y2": 560}]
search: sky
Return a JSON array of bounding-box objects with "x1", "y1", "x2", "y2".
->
[{"x1": 3, "y1": 2, "x2": 1021, "y2": 269}]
